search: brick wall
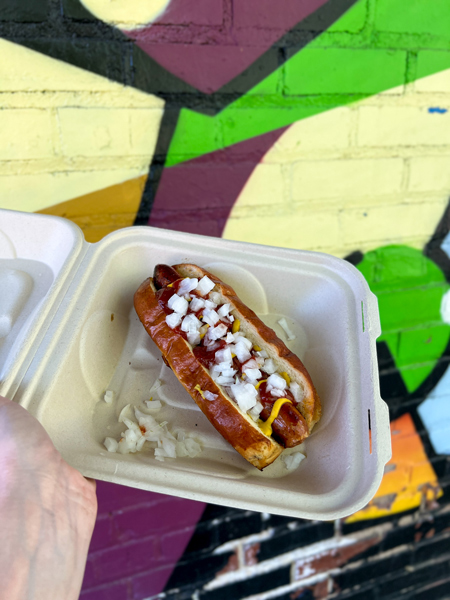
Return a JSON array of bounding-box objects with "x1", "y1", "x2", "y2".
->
[{"x1": 2, "y1": 0, "x2": 450, "y2": 599}]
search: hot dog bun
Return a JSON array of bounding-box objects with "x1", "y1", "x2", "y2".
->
[{"x1": 134, "y1": 264, "x2": 321, "y2": 470}]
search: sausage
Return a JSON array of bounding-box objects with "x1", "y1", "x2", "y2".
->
[
  {"x1": 258, "y1": 383, "x2": 309, "y2": 448},
  {"x1": 153, "y1": 264, "x2": 180, "y2": 290}
]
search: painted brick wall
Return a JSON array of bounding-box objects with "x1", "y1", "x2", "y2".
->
[{"x1": 2, "y1": 1, "x2": 450, "y2": 599}]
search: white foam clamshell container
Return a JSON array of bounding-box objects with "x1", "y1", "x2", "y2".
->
[{"x1": 0, "y1": 208, "x2": 391, "y2": 520}]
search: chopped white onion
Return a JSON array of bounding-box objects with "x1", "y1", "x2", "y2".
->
[
  {"x1": 104, "y1": 390, "x2": 114, "y2": 404},
  {"x1": 145, "y1": 400, "x2": 162, "y2": 411},
  {"x1": 215, "y1": 346, "x2": 232, "y2": 364},
  {"x1": 242, "y1": 358, "x2": 259, "y2": 370},
  {"x1": 185, "y1": 438, "x2": 202, "y2": 457},
  {"x1": 231, "y1": 382, "x2": 258, "y2": 412},
  {"x1": 217, "y1": 303, "x2": 231, "y2": 318},
  {"x1": 248, "y1": 401, "x2": 263, "y2": 421},
  {"x1": 233, "y1": 340, "x2": 252, "y2": 363},
  {"x1": 282, "y1": 452, "x2": 306, "y2": 471},
  {"x1": 270, "y1": 388, "x2": 285, "y2": 398},
  {"x1": 167, "y1": 294, "x2": 188, "y2": 315},
  {"x1": 202, "y1": 308, "x2": 220, "y2": 327},
  {"x1": 166, "y1": 312, "x2": 183, "y2": 329},
  {"x1": 243, "y1": 368, "x2": 262, "y2": 383},
  {"x1": 205, "y1": 299, "x2": 218, "y2": 309},
  {"x1": 277, "y1": 317, "x2": 296, "y2": 341},
  {"x1": 209, "y1": 323, "x2": 228, "y2": 341},
  {"x1": 104, "y1": 437, "x2": 118, "y2": 452},
  {"x1": 118, "y1": 404, "x2": 132, "y2": 423},
  {"x1": 196, "y1": 275, "x2": 215, "y2": 296},
  {"x1": 267, "y1": 373, "x2": 287, "y2": 390},
  {"x1": 181, "y1": 313, "x2": 202, "y2": 333},
  {"x1": 225, "y1": 332, "x2": 235, "y2": 343},
  {"x1": 149, "y1": 379, "x2": 163, "y2": 395},
  {"x1": 216, "y1": 375, "x2": 235, "y2": 385},
  {"x1": 289, "y1": 381, "x2": 304, "y2": 403},
  {"x1": 238, "y1": 336, "x2": 253, "y2": 351},
  {"x1": 204, "y1": 391, "x2": 218, "y2": 401},
  {"x1": 263, "y1": 358, "x2": 277, "y2": 374},
  {"x1": 187, "y1": 331, "x2": 201, "y2": 346},
  {"x1": 190, "y1": 297, "x2": 206, "y2": 312},
  {"x1": 256, "y1": 349, "x2": 269, "y2": 359},
  {"x1": 177, "y1": 277, "x2": 198, "y2": 296}
]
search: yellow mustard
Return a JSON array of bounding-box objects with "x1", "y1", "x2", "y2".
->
[
  {"x1": 259, "y1": 397, "x2": 292, "y2": 437},
  {"x1": 194, "y1": 384, "x2": 206, "y2": 399}
]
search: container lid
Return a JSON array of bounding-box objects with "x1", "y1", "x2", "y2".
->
[{"x1": 0, "y1": 209, "x2": 86, "y2": 399}]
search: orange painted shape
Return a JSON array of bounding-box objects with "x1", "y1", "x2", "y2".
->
[
  {"x1": 37, "y1": 174, "x2": 147, "y2": 242},
  {"x1": 347, "y1": 413, "x2": 442, "y2": 522}
]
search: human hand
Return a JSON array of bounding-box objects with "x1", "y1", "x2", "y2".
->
[{"x1": 0, "y1": 395, "x2": 97, "y2": 600}]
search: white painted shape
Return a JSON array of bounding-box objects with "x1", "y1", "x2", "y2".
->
[
  {"x1": 441, "y1": 289, "x2": 450, "y2": 324},
  {"x1": 80, "y1": 0, "x2": 171, "y2": 29},
  {"x1": 441, "y1": 231, "x2": 450, "y2": 260}
]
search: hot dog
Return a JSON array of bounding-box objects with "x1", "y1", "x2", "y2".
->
[{"x1": 134, "y1": 264, "x2": 321, "y2": 469}]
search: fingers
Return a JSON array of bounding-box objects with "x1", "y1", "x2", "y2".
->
[{"x1": 0, "y1": 395, "x2": 11, "y2": 407}]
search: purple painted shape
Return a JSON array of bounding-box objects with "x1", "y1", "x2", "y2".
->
[
  {"x1": 82, "y1": 482, "x2": 206, "y2": 598},
  {"x1": 132, "y1": 567, "x2": 182, "y2": 600},
  {"x1": 80, "y1": 581, "x2": 131, "y2": 600},
  {"x1": 112, "y1": 497, "x2": 206, "y2": 543},
  {"x1": 125, "y1": 0, "x2": 329, "y2": 92},
  {"x1": 149, "y1": 126, "x2": 288, "y2": 235}
]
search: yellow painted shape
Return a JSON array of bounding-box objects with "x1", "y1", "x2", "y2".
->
[
  {"x1": 0, "y1": 40, "x2": 164, "y2": 215},
  {"x1": 80, "y1": 0, "x2": 171, "y2": 29},
  {"x1": 223, "y1": 70, "x2": 450, "y2": 258},
  {"x1": 38, "y1": 175, "x2": 147, "y2": 242},
  {"x1": 346, "y1": 413, "x2": 442, "y2": 522}
]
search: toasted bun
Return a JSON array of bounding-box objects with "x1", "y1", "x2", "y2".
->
[{"x1": 134, "y1": 264, "x2": 321, "y2": 469}]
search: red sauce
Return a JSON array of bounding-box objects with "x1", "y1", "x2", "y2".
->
[
  {"x1": 258, "y1": 382, "x2": 295, "y2": 412},
  {"x1": 156, "y1": 287, "x2": 176, "y2": 314},
  {"x1": 194, "y1": 339, "x2": 227, "y2": 369}
]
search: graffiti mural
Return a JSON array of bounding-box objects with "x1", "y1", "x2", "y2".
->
[{"x1": 1, "y1": 0, "x2": 450, "y2": 597}]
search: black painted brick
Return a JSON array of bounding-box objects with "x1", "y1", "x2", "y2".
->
[
  {"x1": 22, "y1": 38, "x2": 131, "y2": 86},
  {"x1": 410, "y1": 578, "x2": 450, "y2": 600},
  {"x1": 198, "y1": 565, "x2": 291, "y2": 600},
  {"x1": 334, "y1": 548, "x2": 413, "y2": 592},
  {"x1": 182, "y1": 522, "x2": 218, "y2": 557},
  {"x1": 343, "y1": 512, "x2": 408, "y2": 536},
  {"x1": 62, "y1": 0, "x2": 96, "y2": 20},
  {"x1": 256, "y1": 521, "x2": 335, "y2": 563},
  {"x1": 0, "y1": 0, "x2": 48, "y2": 22},
  {"x1": 215, "y1": 511, "x2": 263, "y2": 545},
  {"x1": 199, "y1": 503, "x2": 243, "y2": 524},
  {"x1": 378, "y1": 556, "x2": 450, "y2": 597},
  {"x1": 263, "y1": 514, "x2": 310, "y2": 531},
  {"x1": 163, "y1": 551, "x2": 234, "y2": 590},
  {"x1": 414, "y1": 534, "x2": 450, "y2": 564}
]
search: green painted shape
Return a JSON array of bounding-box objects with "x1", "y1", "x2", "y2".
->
[
  {"x1": 166, "y1": 0, "x2": 450, "y2": 166},
  {"x1": 357, "y1": 245, "x2": 450, "y2": 393},
  {"x1": 283, "y1": 48, "x2": 406, "y2": 95},
  {"x1": 375, "y1": 0, "x2": 450, "y2": 38}
]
